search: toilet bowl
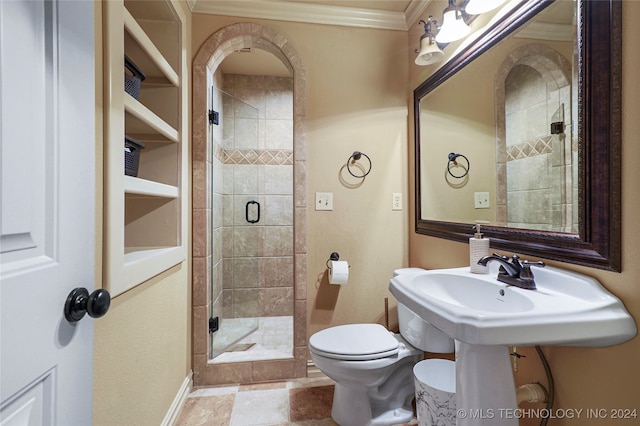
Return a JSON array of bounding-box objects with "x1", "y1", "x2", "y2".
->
[
  {"x1": 309, "y1": 324, "x2": 423, "y2": 426},
  {"x1": 308, "y1": 267, "x2": 443, "y2": 426}
]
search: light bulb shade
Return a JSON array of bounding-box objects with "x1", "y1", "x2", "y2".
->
[
  {"x1": 435, "y1": 9, "x2": 471, "y2": 43},
  {"x1": 415, "y1": 37, "x2": 444, "y2": 65},
  {"x1": 465, "y1": 0, "x2": 507, "y2": 15}
]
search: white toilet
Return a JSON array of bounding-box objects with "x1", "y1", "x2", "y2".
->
[{"x1": 309, "y1": 268, "x2": 454, "y2": 426}]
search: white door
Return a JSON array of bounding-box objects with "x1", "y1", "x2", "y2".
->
[{"x1": 0, "y1": 1, "x2": 97, "y2": 424}]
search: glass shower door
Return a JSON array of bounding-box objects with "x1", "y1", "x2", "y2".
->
[{"x1": 210, "y1": 87, "x2": 260, "y2": 358}]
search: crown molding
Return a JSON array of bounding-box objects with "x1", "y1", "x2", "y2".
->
[
  {"x1": 405, "y1": 0, "x2": 430, "y2": 28},
  {"x1": 189, "y1": 0, "x2": 432, "y2": 31},
  {"x1": 514, "y1": 22, "x2": 574, "y2": 42},
  {"x1": 186, "y1": 0, "x2": 198, "y2": 11}
]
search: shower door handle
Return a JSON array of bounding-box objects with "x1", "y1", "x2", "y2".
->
[{"x1": 246, "y1": 200, "x2": 260, "y2": 224}]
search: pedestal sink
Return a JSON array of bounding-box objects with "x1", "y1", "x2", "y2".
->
[{"x1": 389, "y1": 264, "x2": 637, "y2": 426}]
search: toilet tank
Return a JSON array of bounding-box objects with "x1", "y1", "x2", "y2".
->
[
  {"x1": 397, "y1": 304, "x2": 455, "y2": 353},
  {"x1": 393, "y1": 268, "x2": 455, "y2": 353}
]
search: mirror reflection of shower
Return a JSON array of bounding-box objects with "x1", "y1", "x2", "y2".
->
[
  {"x1": 208, "y1": 49, "x2": 294, "y2": 363},
  {"x1": 502, "y1": 47, "x2": 576, "y2": 233}
]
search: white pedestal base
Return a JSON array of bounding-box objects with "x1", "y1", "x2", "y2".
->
[{"x1": 456, "y1": 343, "x2": 518, "y2": 426}]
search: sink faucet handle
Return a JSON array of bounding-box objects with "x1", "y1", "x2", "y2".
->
[
  {"x1": 522, "y1": 260, "x2": 546, "y2": 268},
  {"x1": 519, "y1": 260, "x2": 546, "y2": 285},
  {"x1": 492, "y1": 252, "x2": 509, "y2": 261}
]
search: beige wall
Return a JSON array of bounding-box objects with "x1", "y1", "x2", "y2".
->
[
  {"x1": 93, "y1": 267, "x2": 191, "y2": 425},
  {"x1": 409, "y1": 2, "x2": 640, "y2": 425},
  {"x1": 92, "y1": 1, "x2": 193, "y2": 425},
  {"x1": 192, "y1": 16, "x2": 410, "y2": 339}
]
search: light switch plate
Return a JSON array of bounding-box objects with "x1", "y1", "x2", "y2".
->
[
  {"x1": 474, "y1": 192, "x2": 490, "y2": 209},
  {"x1": 315, "y1": 192, "x2": 333, "y2": 211}
]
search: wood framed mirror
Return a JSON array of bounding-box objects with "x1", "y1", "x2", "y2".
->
[{"x1": 414, "y1": 0, "x2": 621, "y2": 271}]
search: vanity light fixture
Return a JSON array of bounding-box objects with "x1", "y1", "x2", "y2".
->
[
  {"x1": 465, "y1": 0, "x2": 507, "y2": 15},
  {"x1": 415, "y1": 16, "x2": 444, "y2": 66},
  {"x1": 436, "y1": 0, "x2": 471, "y2": 44}
]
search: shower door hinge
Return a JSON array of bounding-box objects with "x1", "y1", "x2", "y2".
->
[
  {"x1": 209, "y1": 316, "x2": 219, "y2": 333},
  {"x1": 208, "y1": 109, "x2": 219, "y2": 125}
]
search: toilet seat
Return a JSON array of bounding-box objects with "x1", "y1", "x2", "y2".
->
[{"x1": 309, "y1": 324, "x2": 400, "y2": 361}]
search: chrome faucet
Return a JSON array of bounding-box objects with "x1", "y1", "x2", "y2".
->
[{"x1": 477, "y1": 253, "x2": 545, "y2": 290}]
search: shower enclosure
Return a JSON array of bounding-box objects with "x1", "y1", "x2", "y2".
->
[
  {"x1": 209, "y1": 74, "x2": 294, "y2": 362},
  {"x1": 496, "y1": 45, "x2": 576, "y2": 233},
  {"x1": 503, "y1": 62, "x2": 574, "y2": 232}
]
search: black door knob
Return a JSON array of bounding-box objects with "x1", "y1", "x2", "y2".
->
[{"x1": 64, "y1": 287, "x2": 111, "y2": 323}]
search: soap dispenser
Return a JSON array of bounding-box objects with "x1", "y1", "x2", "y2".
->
[{"x1": 469, "y1": 223, "x2": 489, "y2": 274}]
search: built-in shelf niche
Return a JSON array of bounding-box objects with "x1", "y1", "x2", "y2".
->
[{"x1": 103, "y1": 0, "x2": 186, "y2": 297}]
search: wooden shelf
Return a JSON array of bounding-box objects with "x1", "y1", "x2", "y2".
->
[
  {"x1": 125, "y1": 133, "x2": 175, "y2": 144},
  {"x1": 124, "y1": 176, "x2": 178, "y2": 198},
  {"x1": 124, "y1": 94, "x2": 178, "y2": 142},
  {"x1": 123, "y1": 8, "x2": 179, "y2": 86},
  {"x1": 122, "y1": 246, "x2": 186, "y2": 289}
]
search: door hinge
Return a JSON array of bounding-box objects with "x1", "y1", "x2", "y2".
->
[
  {"x1": 209, "y1": 316, "x2": 219, "y2": 333},
  {"x1": 208, "y1": 109, "x2": 219, "y2": 125}
]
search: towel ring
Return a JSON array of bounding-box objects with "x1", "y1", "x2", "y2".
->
[
  {"x1": 447, "y1": 152, "x2": 470, "y2": 179},
  {"x1": 346, "y1": 151, "x2": 372, "y2": 179}
]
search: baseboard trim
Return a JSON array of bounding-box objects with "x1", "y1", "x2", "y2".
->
[
  {"x1": 162, "y1": 370, "x2": 193, "y2": 426},
  {"x1": 306, "y1": 360, "x2": 330, "y2": 379}
]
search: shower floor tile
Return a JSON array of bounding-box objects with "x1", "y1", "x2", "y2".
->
[{"x1": 211, "y1": 316, "x2": 293, "y2": 363}]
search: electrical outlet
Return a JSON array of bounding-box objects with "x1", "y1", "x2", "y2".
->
[
  {"x1": 315, "y1": 192, "x2": 333, "y2": 211},
  {"x1": 392, "y1": 193, "x2": 403, "y2": 211},
  {"x1": 474, "y1": 192, "x2": 490, "y2": 209}
]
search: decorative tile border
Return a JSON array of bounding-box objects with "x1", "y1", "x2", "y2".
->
[
  {"x1": 506, "y1": 136, "x2": 552, "y2": 161},
  {"x1": 213, "y1": 140, "x2": 294, "y2": 166},
  {"x1": 223, "y1": 148, "x2": 294, "y2": 165}
]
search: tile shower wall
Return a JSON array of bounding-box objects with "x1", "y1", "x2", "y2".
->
[
  {"x1": 219, "y1": 74, "x2": 294, "y2": 319},
  {"x1": 494, "y1": 44, "x2": 576, "y2": 234},
  {"x1": 504, "y1": 65, "x2": 573, "y2": 232}
]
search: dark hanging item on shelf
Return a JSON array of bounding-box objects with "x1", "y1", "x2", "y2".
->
[
  {"x1": 447, "y1": 152, "x2": 470, "y2": 178},
  {"x1": 124, "y1": 55, "x2": 146, "y2": 100},
  {"x1": 346, "y1": 151, "x2": 372, "y2": 178},
  {"x1": 124, "y1": 135, "x2": 145, "y2": 177}
]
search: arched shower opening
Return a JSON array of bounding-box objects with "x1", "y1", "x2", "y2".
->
[{"x1": 191, "y1": 23, "x2": 308, "y2": 386}]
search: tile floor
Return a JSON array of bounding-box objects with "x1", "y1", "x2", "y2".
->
[
  {"x1": 176, "y1": 372, "x2": 419, "y2": 426},
  {"x1": 175, "y1": 375, "x2": 337, "y2": 426}
]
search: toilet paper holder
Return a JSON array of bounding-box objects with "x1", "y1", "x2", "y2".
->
[
  {"x1": 326, "y1": 252, "x2": 340, "y2": 269},
  {"x1": 326, "y1": 252, "x2": 351, "y2": 269}
]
